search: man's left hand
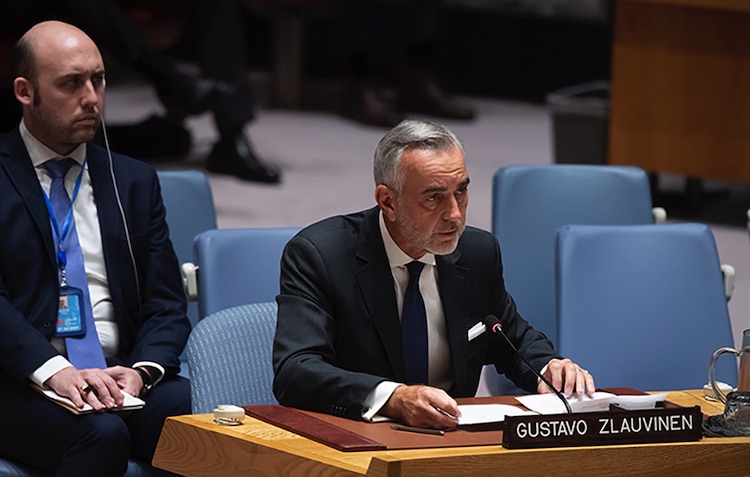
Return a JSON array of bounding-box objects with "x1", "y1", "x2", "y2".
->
[
  {"x1": 103, "y1": 366, "x2": 143, "y2": 397},
  {"x1": 537, "y1": 358, "x2": 595, "y2": 395}
]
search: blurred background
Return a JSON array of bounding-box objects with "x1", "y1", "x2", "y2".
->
[{"x1": 3, "y1": 0, "x2": 750, "y2": 347}]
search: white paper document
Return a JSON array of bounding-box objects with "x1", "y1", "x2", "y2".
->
[
  {"x1": 516, "y1": 392, "x2": 669, "y2": 415},
  {"x1": 516, "y1": 392, "x2": 616, "y2": 415},
  {"x1": 33, "y1": 384, "x2": 145, "y2": 414},
  {"x1": 371, "y1": 392, "x2": 669, "y2": 424},
  {"x1": 457, "y1": 404, "x2": 535, "y2": 425},
  {"x1": 611, "y1": 393, "x2": 668, "y2": 410}
]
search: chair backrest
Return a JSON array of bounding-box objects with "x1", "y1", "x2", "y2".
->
[
  {"x1": 157, "y1": 170, "x2": 217, "y2": 327},
  {"x1": 555, "y1": 223, "x2": 738, "y2": 391},
  {"x1": 492, "y1": 164, "x2": 655, "y2": 346},
  {"x1": 193, "y1": 227, "x2": 299, "y2": 319},
  {"x1": 187, "y1": 302, "x2": 278, "y2": 414}
]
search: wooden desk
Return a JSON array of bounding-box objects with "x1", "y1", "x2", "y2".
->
[
  {"x1": 153, "y1": 390, "x2": 750, "y2": 477},
  {"x1": 608, "y1": 0, "x2": 750, "y2": 182}
]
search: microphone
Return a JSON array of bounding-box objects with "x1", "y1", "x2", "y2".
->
[{"x1": 483, "y1": 315, "x2": 572, "y2": 414}]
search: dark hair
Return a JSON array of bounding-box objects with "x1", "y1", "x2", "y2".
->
[{"x1": 9, "y1": 35, "x2": 36, "y2": 82}]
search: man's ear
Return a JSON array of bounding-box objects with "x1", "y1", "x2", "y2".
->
[
  {"x1": 375, "y1": 184, "x2": 397, "y2": 222},
  {"x1": 13, "y1": 77, "x2": 33, "y2": 106}
]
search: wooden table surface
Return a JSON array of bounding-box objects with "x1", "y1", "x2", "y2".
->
[{"x1": 152, "y1": 390, "x2": 750, "y2": 477}]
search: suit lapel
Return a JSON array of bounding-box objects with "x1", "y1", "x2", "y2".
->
[
  {"x1": 436, "y1": 249, "x2": 472, "y2": 394},
  {"x1": 353, "y1": 208, "x2": 475, "y2": 388},
  {"x1": 86, "y1": 145, "x2": 124, "y2": 307},
  {"x1": 0, "y1": 129, "x2": 56, "y2": 268},
  {"x1": 354, "y1": 207, "x2": 406, "y2": 382}
]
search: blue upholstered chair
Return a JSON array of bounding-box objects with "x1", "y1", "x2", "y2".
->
[
  {"x1": 157, "y1": 170, "x2": 217, "y2": 328},
  {"x1": 555, "y1": 223, "x2": 737, "y2": 391},
  {"x1": 183, "y1": 227, "x2": 299, "y2": 319},
  {"x1": 477, "y1": 164, "x2": 665, "y2": 396},
  {"x1": 157, "y1": 170, "x2": 217, "y2": 378},
  {"x1": 491, "y1": 164, "x2": 664, "y2": 345},
  {"x1": 186, "y1": 303, "x2": 278, "y2": 413}
]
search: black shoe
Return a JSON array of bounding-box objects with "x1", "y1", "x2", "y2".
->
[
  {"x1": 341, "y1": 82, "x2": 404, "y2": 128},
  {"x1": 206, "y1": 135, "x2": 281, "y2": 184},
  {"x1": 399, "y1": 69, "x2": 476, "y2": 120},
  {"x1": 158, "y1": 77, "x2": 233, "y2": 120}
]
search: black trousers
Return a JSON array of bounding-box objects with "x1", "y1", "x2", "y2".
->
[
  {"x1": 0, "y1": 375, "x2": 190, "y2": 477},
  {"x1": 335, "y1": 0, "x2": 442, "y2": 75}
]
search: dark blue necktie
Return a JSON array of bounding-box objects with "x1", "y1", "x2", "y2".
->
[
  {"x1": 402, "y1": 261, "x2": 428, "y2": 385},
  {"x1": 44, "y1": 159, "x2": 106, "y2": 369}
]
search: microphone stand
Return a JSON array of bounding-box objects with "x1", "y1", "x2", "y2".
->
[{"x1": 484, "y1": 315, "x2": 573, "y2": 414}]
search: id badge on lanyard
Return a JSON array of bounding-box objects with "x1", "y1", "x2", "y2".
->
[
  {"x1": 56, "y1": 286, "x2": 87, "y2": 337},
  {"x1": 42, "y1": 159, "x2": 88, "y2": 338}
]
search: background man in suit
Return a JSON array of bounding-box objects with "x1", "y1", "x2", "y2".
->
[
  {"x1": 338, "y1": 0, "x2": 476, "y2": 127},
  {"x1": 0, "y1": 21, "x2": 190, "y2": 475},
  {"x1": 1, "y1": 0, "x2": 281, "y2": 183},
  {"x1": 273, "y1": 119, "x2": 593, "y2": 429}
]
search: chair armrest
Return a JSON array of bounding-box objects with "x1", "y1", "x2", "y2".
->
[
  {"x1": 182, "y1": 262, "x2": 198, "y2": 301},
  {"x1": 651, "y1": 207, "x2": 667, "y2": 224},
  {"x1": 721, "y1": 264, "x2": 735, "y2": 302}
]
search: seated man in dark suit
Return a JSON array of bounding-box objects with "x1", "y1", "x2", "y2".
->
[
  {"x1": 0, "y1": 21, "x2": 190, "y2": 475},
  {"x1": 273, "y1": 119, "x2": 594, "y2": 429}
]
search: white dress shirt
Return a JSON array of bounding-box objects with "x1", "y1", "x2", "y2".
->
[{"x1": 362, "y1": 211, "x2": 454, "y2": 420}]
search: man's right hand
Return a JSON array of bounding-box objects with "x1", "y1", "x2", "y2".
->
[
  {"x1": 45, "y1": 366, "x2": 124, "y2": 410},
  {"x1": 380, "y1": 385, "x2": 461, "y2": 429}
]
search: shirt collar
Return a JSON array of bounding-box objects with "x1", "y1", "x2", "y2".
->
[
  {"x1": 378, "y1": 209, "x2": 436, "y2": 268},
  {"x1": 20, "y1": 120, "x2": 86, "y2": 168}
]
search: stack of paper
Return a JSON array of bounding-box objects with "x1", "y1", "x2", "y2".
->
[{"x1": 516, "y1": 392, "x2": 668, "y2": 415}]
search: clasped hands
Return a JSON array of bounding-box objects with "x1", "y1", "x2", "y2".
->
[
  {"x1": 44, "y1": 365, "x2": 145, "y2": 410},
  {"x1": 381, "y1": 358, "x2": 594, "y2": 430}
]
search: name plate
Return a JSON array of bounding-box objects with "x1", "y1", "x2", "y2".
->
[{"x1": 502, "y1": 405, "x2": 702, "y2": 449}]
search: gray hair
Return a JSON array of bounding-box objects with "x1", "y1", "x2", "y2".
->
[{"x1": 373, "y1": 119, "x2": 463, "y2": 192}]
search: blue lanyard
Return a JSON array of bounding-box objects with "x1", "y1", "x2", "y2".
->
[{"x1": 41, "y1": 158, "x2": 86, "y2": 283}]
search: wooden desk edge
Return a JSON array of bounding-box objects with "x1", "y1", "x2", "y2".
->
[{"x1": 152, "y1": 390, "x2": 745, "y2": 477}]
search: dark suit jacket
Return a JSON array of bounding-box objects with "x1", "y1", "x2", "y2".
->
[
  {"x1": 0, "y1": 127, "x2": 190, "y2": 386},
  {"x1": 273, "y1": 206, "x2": 560, "y2": 420}
]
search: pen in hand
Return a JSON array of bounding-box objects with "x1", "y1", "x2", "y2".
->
[
  {"x1": 391, "y1": 424, "x2": 445, "y2": 436},
  {"x1": 436, "y1": 407, "x2": 459, "y2": 421}
]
